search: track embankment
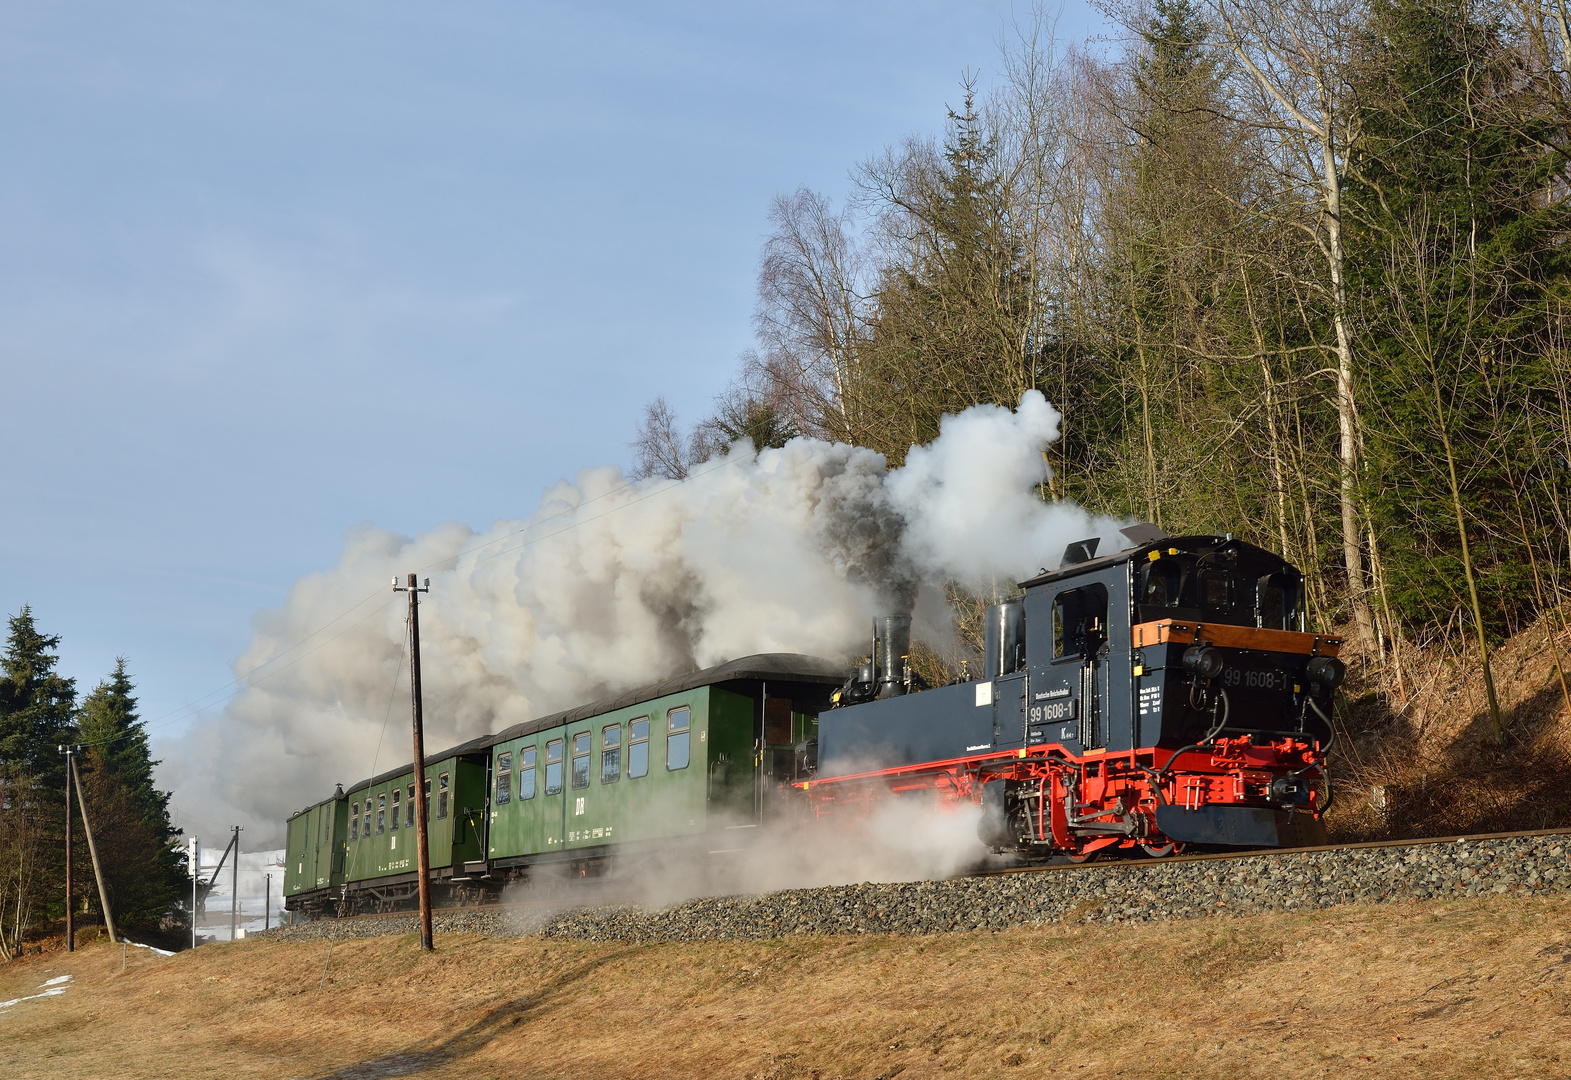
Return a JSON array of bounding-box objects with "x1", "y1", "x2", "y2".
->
[{"x1": 260, "y1": 830, "x2": 1569, "y2": 945}]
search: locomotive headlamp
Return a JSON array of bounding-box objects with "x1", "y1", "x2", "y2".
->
[
  {"x1": 1306, "y1": 656, "x2": 1346, "y2": 688},
  {"x1": 1182, "y1": 646, "x2": 1224, "y2": 679}
]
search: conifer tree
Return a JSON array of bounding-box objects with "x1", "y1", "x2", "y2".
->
[
  {"x1": 0, "y1": 607, "x2": 75, "y2": 956},
  {"x1": 855, "y1": 86, "x2": 1037, "y2": 462},
  {"x1": 1345, "y1": 0, "x2": 1571, "y2": 723},
  {"x1": 0, "y1": 606, "x2": 77, "y2": 781},
  {"x1": 76, "y1": 659, "x2": 186, "y2": 931}
]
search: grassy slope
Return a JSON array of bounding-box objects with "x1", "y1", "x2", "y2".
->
[{"x1": 2, "y1": 897, "x2": 1568, "y2": 1080}]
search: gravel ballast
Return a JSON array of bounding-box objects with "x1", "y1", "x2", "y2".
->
[{"x1": 256, "y1": 832, "x2": 1569, "y2": 945}]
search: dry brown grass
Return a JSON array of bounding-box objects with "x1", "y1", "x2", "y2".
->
[
  {"x1": 2, "y1": 896, "x2": 1568, "y2": 1080},
  {"x1": 1330, "y1": 606, "x2": 1571, "y2": 840}
]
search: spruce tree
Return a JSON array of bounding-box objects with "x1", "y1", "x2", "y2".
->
[
  {"x1": 0, "y1": 606, "x2": 75, "y2": 952},
  {"x1": 1346, "y1": 0, "x2": 1571, "y2": 643},
  {"x1": 857, "y1": 86, "x2": 1036, "y2": 462},
  {"x1": 76, "y1": 659, "x2": 186, "y2": 932},
  {"x1": 0, "y1": 606, "x2": 78, "y2": 781}
]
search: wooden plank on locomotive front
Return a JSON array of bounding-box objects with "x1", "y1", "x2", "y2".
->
[{"x1": 1131, "y1": 619, "x2": 1342, "y2": 656}]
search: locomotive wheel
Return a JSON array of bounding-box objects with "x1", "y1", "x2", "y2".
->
[
  {"x1": 1140, "y1": 840, "x2": 1177, "y2": 858},
  {"x1": 1066, "y1": 850, "x2": 1098, "y2": 865}
]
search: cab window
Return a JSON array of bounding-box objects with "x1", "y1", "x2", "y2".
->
[
  {"x1": 1052, "y1": 585, "x2": 1109, "y2": 660},
  {"x1": 571, "y1": 733, "x2": 591, "y2": 789},
  {"x1": 1138, "y1": 560, "x2": 1184, "y2": 609},
  {"x1": 667, "y1": 706, "x2": 691, "y2": 771},
  {"x1": 1199, "y1": 570, "x2": 1235, "y2": 613},
  {"x1": 518, "y1": 746, "x2": 537, "y2": 800},
  {"x1": 545, "y1": 739, "x2": 564, "y2": 795},
  {"x1": 628, "y1": 718, "x2": 650, "y2": 778},
  {"x1": 601, "y1": 725, "x2": 621, "y2": 784},
  {"x1": 1257, "y1": 573, "x2": 1304, "y2": 631}
]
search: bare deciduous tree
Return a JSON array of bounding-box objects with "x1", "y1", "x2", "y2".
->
[
  {"x1": 629, "y1": 397, "x2": 694, "y2": 481},
  {"x1": 1210, "y1": 0, "x2": 1378, "y2": 653}
]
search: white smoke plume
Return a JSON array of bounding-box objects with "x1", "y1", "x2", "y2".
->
[{"x1": 160, "y1": 391, "x2": 1125, "y2": 847}]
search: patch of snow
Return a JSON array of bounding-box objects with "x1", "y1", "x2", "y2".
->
[
  {"x1": 128, "y1": 941, "x2": 174, "y2": 957},
  {"x1": 0, "y1": 975, "x2": 71, "y2": 1011}
]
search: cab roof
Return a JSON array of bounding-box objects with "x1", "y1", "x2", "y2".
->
[{"x1": 1016, "y1": 533, "x2": 1276, "y2": 590}]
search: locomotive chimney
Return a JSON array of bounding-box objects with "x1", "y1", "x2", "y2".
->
[
  {"x1": 983, "y1": 602, "x2": 1025, "y2": 680},
  {"x1": 874, "y1": 614, "x2": 913, "y2": 698}
]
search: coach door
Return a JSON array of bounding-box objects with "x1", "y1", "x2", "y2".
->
[{"x1": 541, "y1": 736, "x2": 566, "y2": 850}]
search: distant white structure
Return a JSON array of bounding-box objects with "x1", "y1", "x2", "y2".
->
[{"x1": 195, "y1": 847, "x2": 286, "y2": 942}]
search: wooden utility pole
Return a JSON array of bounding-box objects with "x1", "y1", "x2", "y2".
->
[
  {"x1": 58, "y1": 746, "x2": 73, "y2": 952},
  {"x1": 394, "y1": 573, "x2": 434, "y2": 951},
  {"x1": 69, "y1": 753, "x2": 117, "y2": 944}
]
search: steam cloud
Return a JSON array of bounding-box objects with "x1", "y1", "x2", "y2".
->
[{"x1": 160, "y1": 391, "x2": 1124, "y2": 849}]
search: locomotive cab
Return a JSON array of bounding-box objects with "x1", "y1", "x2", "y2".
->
[{"x1": 1017, "y1": 535, "x2": 1333, "y2": 757}]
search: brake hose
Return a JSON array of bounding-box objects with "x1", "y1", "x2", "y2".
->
[{"x1": 1153, "y1": 686, "x2": 1230, "y2": 780}]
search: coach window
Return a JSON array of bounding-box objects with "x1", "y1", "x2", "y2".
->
[
  {"x1": 667, "y1": 706, "x2": 691, "y2": 771},
  {"x1": 545, "y1": 739, "x2": 564, "y2": 795},
  {"x1": 437, "y1": 772, "x2": 450, "y2": 819},
  {"x1": 519, "y1": 746, "x2": 537, "y2": 800},
  {"x1": 764, "y1": 698, "x2": 793, "y2": 746},
  {"x1": 601, "y1": 724, "x2": 621, "y2": 784},
  {"x1": 406, "y1": 784, "x2": 416, "y2": 827},
  {"x1": 495, "y1": 751, "x2": 513, "y2": 805},
  {"x1": 572, "y1": 732, "x2": 591, "y2": 789},
  {"x1": 362, "y1": 800, "x2": 372, "y2": 838},
  {"x1": 376, "y1": 793, "x2": 386, "y2": 834},
  {"x1": 628, "y1": 718, "x2": 650, "y2": 778},
  {"x1": 350, "y1": 802, "x2": 359, "y2": 840},
  {"x1": 390, "y1": 789, "x2": 401, "y2": 830}
]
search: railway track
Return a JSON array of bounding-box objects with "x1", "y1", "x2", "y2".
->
[
  {"x1": 966, "y1": 824, "x2": 1571, "y2": 878},
  {"x1": 271, "y1": 824, "x2": 1571, "y2": 935}
]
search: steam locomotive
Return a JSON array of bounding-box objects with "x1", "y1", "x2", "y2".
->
[
  {"x1": 283, "y1": 526, "x2": 1338, "y2": 914},
  {"x1": 805, "y1": 526, "x2": 1340, "y2": 859}
]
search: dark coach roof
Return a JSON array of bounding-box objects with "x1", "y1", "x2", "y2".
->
[{"x1": 337, "y1": 652, "x2": 849, "y2": 795}]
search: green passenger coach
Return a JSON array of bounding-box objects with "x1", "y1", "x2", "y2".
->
[
  {"x1": 283, "y1": 793, "x2": 348, "y2": 899},
  {"x1": 282, "y1": 653, "x2": 845, "y2": 916}
]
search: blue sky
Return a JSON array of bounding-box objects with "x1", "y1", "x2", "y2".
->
[{"x1": 0, "y1": 1, "x2": 1105, "y2": 761}]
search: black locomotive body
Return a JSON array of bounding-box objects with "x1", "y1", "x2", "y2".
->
[{"x1": 804, "y1": 530, "x2": 1342, "y2": 858}]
